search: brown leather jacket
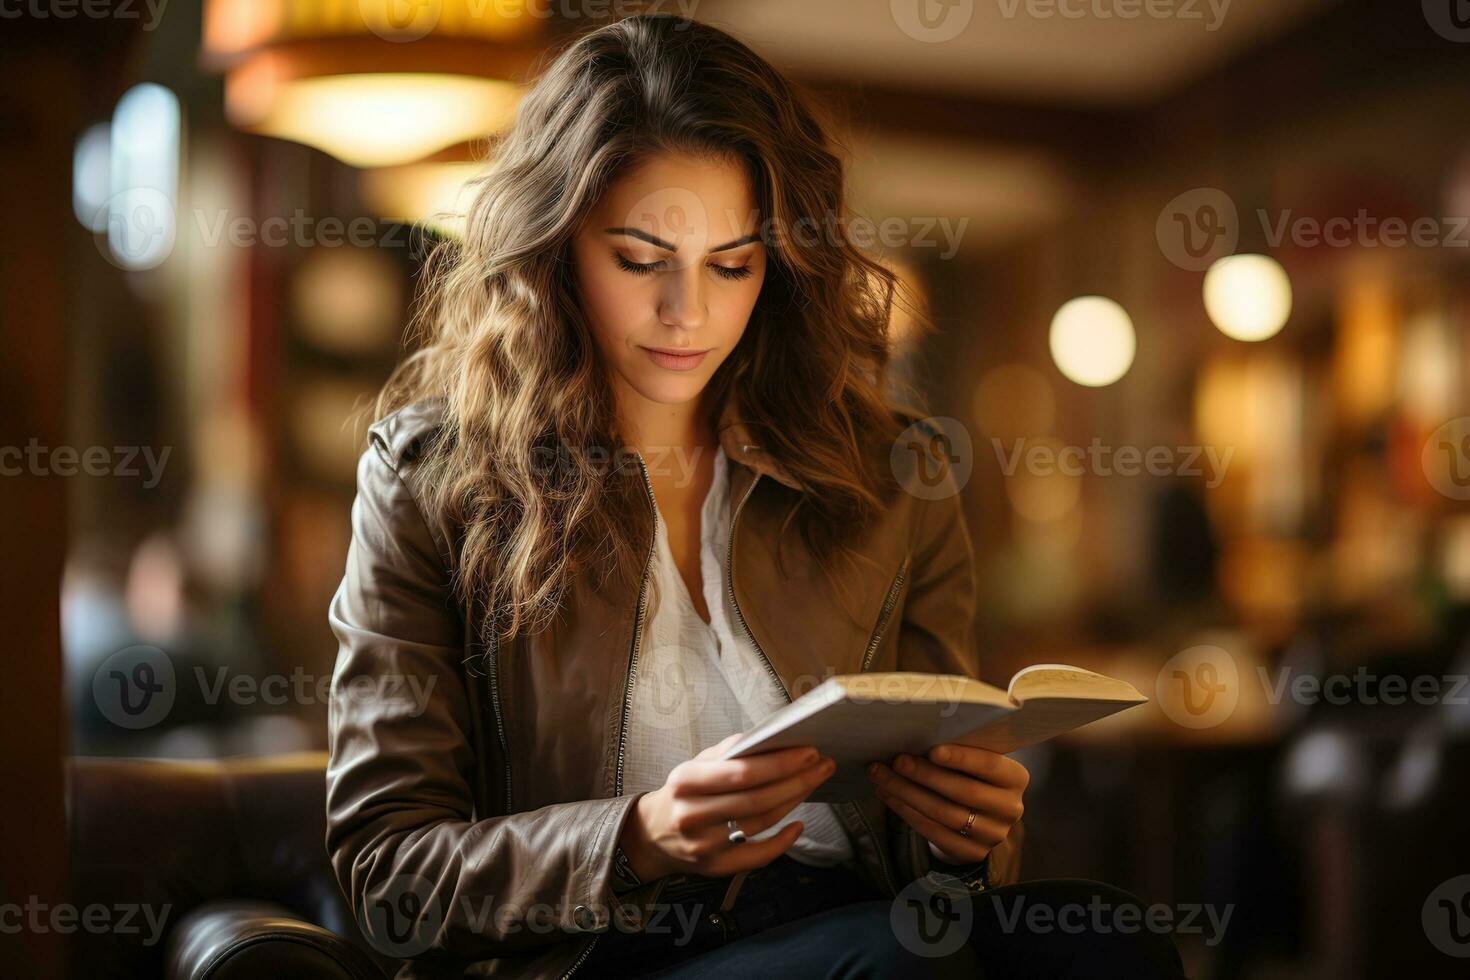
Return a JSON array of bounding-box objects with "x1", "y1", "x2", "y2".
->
[{"x1": 326, "y1": 396, "x2": 1023, "y2": 978}]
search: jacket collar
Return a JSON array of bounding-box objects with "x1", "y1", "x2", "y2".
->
[{"x1": 715, "y1": 395, "x2": 802, "y2": 492}]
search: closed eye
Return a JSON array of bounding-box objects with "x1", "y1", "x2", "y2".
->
[
  {"x1": 613, "y1": 251, "x2": 754, "y2": 281},
  {"x1": 613, "y1": 253, "x2": 664, "y2": 276}
]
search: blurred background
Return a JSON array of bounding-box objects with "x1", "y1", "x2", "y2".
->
[{"x1": 5, "y1": 0, "x2": 1470, "y2": 977}]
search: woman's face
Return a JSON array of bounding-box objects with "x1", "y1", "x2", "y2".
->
[{"x1": 572, "y1": 151, "x2": 767, "y2": 413}]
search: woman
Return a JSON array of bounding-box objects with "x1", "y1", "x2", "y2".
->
[{"x1": 326, "y1": 13, "x2": 1183, "y2": 979}]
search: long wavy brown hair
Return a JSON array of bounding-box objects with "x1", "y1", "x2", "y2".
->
[{"x1": 374, "y1": 12, "x2": 925, "y2": 647}]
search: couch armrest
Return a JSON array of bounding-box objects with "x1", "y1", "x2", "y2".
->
[{"x1": 165, "y1": 900, "x2": 389, "y2": 980}]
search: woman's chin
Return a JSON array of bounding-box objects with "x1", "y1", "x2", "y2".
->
[{"x1": 626, "y1": 373, "x2": 710, "y2": 408}]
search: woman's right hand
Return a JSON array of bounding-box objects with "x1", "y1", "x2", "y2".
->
[{"x1": 620, "y1": 732, "x2": 836, "y2": 881}]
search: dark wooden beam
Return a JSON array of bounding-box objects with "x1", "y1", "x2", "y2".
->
[
  {"x1": 801, "y1": 74, "x2": 1140, "y2": 163},
  {"x1": 0, "y1": 10, "x2": 147, "y2": 976},
  {"x1": 785, "y1": 3, "x2": 1470, "y2": 172}
]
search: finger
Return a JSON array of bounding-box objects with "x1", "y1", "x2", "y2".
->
[
  {"x1": 675, "y1": 756, "x2": 836, "y2": 825},
  {"x1": 690, "y1": 785, "x2": 812, "y2": 853},
  {"x1": 927, "y1": 744, "x2": 1030, "y2": 790},
  {"x1": 877, "y1": 790, "x2": 993, "y2": 865},
  {"x1": 694, "y1": 732, "x2": 747, "y2": 759},
  {"x1": 871, "y1": 764, "x2": 1013, "y2": 850},
  {"x1": 889, "y1": 754, "x2": 1025, "y2": 823},
  {"x1": 672, "y1": 746, "x2": 825, "y2": 797},
  {"x1": 869, "y1": 762, "x2": 973, "y2": 835},
  {"x1": 701, "y1": 820, "x2": 805, "y2": 877}
]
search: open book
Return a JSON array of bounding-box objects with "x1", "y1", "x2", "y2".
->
[{"x1": 720, "y1": 666, "x2": 1147, "y2": 802}]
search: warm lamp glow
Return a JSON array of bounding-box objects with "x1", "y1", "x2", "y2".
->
[
  {"x1": 973, "y1": 364, "x2": 1055, "y2": 440},
  {"x1": 879, "y1": 255, "x2": 925, "y2": 344},
  {"x1": 203, "y1": 0, "x2": 539, "y2": 56},
  {"x1": 1333, "y1": 271, "x2": 1396, "y2": 425},
  {"x1": 227, "y1": 71, "x2": 519, "y2": 168},
  {"x1": 359, "y1": 161, "x2": 482, "y2": 236},
  {"x1": 291, "y1": 248, "x2": 403, "y2": 355},
  {"x1": 1048, "y1": 296, "x2": 1136, "y2": 387},
  {"x1": 1203, "y1": 254, "x2": 1292, "y2": 341},
  {"x1": 1003, "y1": 437, "x2": 1081, "y2": 523}
]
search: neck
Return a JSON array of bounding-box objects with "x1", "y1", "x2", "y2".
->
[{"x1": 613, "y1": 381, "x2": 717, "y2": 463}]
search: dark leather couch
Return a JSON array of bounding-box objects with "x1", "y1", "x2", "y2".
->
[{"x1": 65, "y1": 752, "x2": 396, "y2": 979}]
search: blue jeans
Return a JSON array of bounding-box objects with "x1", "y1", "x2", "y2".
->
[{"x1": 580, "y1": 855, "x2": 1187, "y2": 979}]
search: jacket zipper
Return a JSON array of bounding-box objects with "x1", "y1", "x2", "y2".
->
[
  {"x1": 724, "y1": 473, "x2": 788, "y2": 697},
  {"x1": 615, "y1": 450, "x2": 660, "y2": 798},
  {"x1": 845, "y1": 555, "x2": 911, "y2": 897},
  {"x1": 723, "y1": 473, "x2": 899, "y2": 898},
  {"x1": 562, "y1": 459, "x2": 903, "y2": 975},
  {"x1": 560, "y1": 450, "x2": 659, "y2": 980},
  {"x1": 859, "y1": 557, "x2": 909, "y2": 673},
  {"x1": 486, "y1": 628, "x2": 513, "y2": 815}
]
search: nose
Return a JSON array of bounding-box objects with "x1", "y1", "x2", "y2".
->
[{"x1": 657, "y1": 260, "x2": 707, "y2": 332}]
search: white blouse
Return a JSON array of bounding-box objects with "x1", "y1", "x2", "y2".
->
[{"x1": 620, "y1": 444, "x2": 855, "y2": 868}]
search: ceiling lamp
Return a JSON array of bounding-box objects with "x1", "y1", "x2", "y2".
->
[
  {"x1": 202, "y1": 0, "x2": 544, "y2": 168},
  {"x1": 359, "y1": 160, "x2": 482, "y2": 236}
]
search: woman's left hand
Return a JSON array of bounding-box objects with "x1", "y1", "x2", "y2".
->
[{"x1": 866, "y1": 744, "x2": 1028, "y2": 865}]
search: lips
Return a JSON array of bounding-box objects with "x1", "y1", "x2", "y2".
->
[{"x1": 640, "y1": 346, "x2": 710, "y2": 372}]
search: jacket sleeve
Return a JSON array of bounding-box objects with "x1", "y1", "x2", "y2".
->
[
  {"x1": 325, "y1": 440, "x2": 666, "y2": 965},
  {"x1": 892, "y1": 460, "x2": 1024, "y2": 888}
]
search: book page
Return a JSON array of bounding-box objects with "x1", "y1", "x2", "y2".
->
[
  {"x1": 1007, "y1": 664, "x2": 1146, "y2": 703},
  {"x1": 951, "y1": 696, "x2": 1144, "y2": 755},
  {"x1": 721, "y1": 671, "x2": 1148, "y2": 802},
  {"x1": 837, "y1": 672, "x2": 1011, "y2": 707},
  {"x1": 724, "y1": 690, "x2": 1015, "y2": 803}
]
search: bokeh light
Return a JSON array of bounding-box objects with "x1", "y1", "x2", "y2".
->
[
  {"x1": 1048, "y1": 296, "x2": 1136, "y2": 387},
  {"x1": 1203, "y1": 253, "x2": 1292, "y2": 341}
]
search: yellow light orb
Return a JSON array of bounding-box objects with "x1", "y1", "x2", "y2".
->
[
  {"x1": 1203, "y1": 254, "x2": 1292, "y2": 341},
  {"x1": 1048, "y1": 296, "x2": 1136, "y2": 387}
]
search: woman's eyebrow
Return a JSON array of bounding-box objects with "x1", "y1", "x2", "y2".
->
[{"x1": 603, "y1": 227, "x2": 762, "y2": 253}]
